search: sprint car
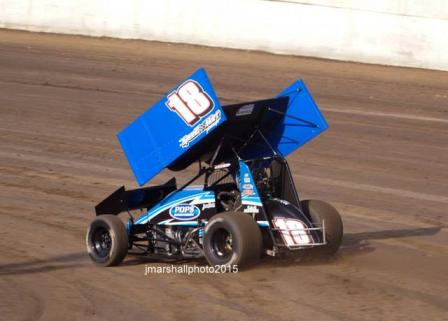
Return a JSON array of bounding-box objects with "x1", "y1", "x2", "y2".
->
[{"x1": 86, "y1": 68, "x2": 343, "y2": 268}]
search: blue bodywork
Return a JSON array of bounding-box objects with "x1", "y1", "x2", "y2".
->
[
  {"x1": 135, "y1": 186, "x2": 215, "y2": 226},
  {"x1": 132, "y1": 160, "x2": 268, "y2": 228},
  {"x1": 237, "y1": 161, "x2": 269, "y2": 227},
  {"x1": 118, "y1": 68, "x2": 226, "y2": 186},
  {"x1": 273, "y1": 80, "x2": 328, "y2": 157},
  {"x1": 237, "y1": 161, "x2": 263, "y2": 207},
  {"x1": 239, "y1": 80, "x2": 328, "y2": 159}
]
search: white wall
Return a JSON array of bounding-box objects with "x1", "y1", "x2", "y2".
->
[
  {"x1": 1, "y1": 0, "x2": 447, "y2": 71},
  {"x1": 282, "y1": 0, "x2": 448, "y2": 19}
]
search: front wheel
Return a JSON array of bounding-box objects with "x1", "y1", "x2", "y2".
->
[
  {"x1": 86, "y1": 215, "x2": 128, "y2": 266},
  {"x1": 203, "y1": 212, "x2": 262, "y2": 269},
  {"x1": 300, "y1": 200, "x2": 343, "y2": 256}
]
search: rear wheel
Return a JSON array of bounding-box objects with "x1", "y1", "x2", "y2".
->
[
  {"x1": 203, "y1": 212, "x2": 262, "y2": 269},
  {"x1": 86, "y1": 215, "x2": 128, "y2": 266},
  {"x1": 300, "y1": 200, "x2": 343, "y2": 256}
]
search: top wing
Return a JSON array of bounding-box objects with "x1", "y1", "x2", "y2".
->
[
  {"x1": 117, "y1": 68, "x2": 226, "y2": 186},
  {"x1": 117, "y1": 69, "x2": 328, "y2": 186}
]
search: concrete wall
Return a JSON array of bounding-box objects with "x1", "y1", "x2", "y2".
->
[{"x1": 1, "y1": 0, "x2": 447, "y2": 71}]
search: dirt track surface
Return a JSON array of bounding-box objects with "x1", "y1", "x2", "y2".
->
[{"x1": 0, "y1": 29, "x2": 447, "y2": 321}]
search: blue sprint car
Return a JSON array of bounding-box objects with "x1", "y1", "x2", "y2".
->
[{"x1": 86, "y1": 69, "x2": 343, "y2": 269}]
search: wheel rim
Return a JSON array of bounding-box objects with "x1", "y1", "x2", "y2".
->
[
  {"x1": 211, "y1": 228, "x2": 233, "y2": 259},
  {"x1": 91, "y1": 226, "x2": 112, "y2": 258}
]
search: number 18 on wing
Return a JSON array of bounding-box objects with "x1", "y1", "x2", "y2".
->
[
  {"x1": 117, "y1": 68, "x2": 226, "y2": 186},
  {"x1": 166, "y1": 79, "x2": 214, "y2": 126}
]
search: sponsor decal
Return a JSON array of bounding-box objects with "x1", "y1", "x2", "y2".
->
[
  {"x1": 244, "y1": 177, "x2": 251, "y2": 183},
  {"x1": 201, "y1": 202, "x2": 215, "y2": 210},
  {"x1": 243, "y1": 189, "x2": 255, "y2": 196},
  {"x1": 243, "y1": 205, "x2": 259, "y2": 214},
  {"x1": 179, "y1": 110, "x2": 221, "y2": 148},
  {"x1": 214, "y1": 163, "x2": 231, "y2": 169},
  {"x1": 169, "y1": 204, "x2": 201, "y2": 220},
  {"x1": 243, "y1": 183, "x2": 253, "y2": 190},
  {"x1": 236, "y1": 103, "x2": 254, "y2": 116}
]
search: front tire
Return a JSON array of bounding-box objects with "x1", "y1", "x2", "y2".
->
[
  {"x1": 300, "y1": 200, "x2": 343, "y2": 256},
  {"x1": 86, "y1": 215, "x2": 128, "y2": 266},
  {"x1": 203, "y1": 212, "x2": 262, "y2": 269}
]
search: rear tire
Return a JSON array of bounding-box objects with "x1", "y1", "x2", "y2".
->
[
  {"x1": 86, "y1": 215, "x2": 128, "y2": 266},
  {"x1": 300, "y1": 200, "x2": 343, "y2": 256},
  {"x1": 203, "y1": 212, "x2": 262, "y2": 269}
]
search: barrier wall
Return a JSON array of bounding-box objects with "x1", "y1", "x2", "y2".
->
[{"x1": 1, "y1": 0, "x2": 447, "y2": 71}]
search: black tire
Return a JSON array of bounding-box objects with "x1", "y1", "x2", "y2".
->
[
  {"x1": 86, "y1": 215, "x2": 128, "y2": 266},
  {"x1": 203, "y1": 212, "x2": 262, "y2": 269},
  {"x1": 300, "y1": 200, "x2": 343, "y2": 256}
]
